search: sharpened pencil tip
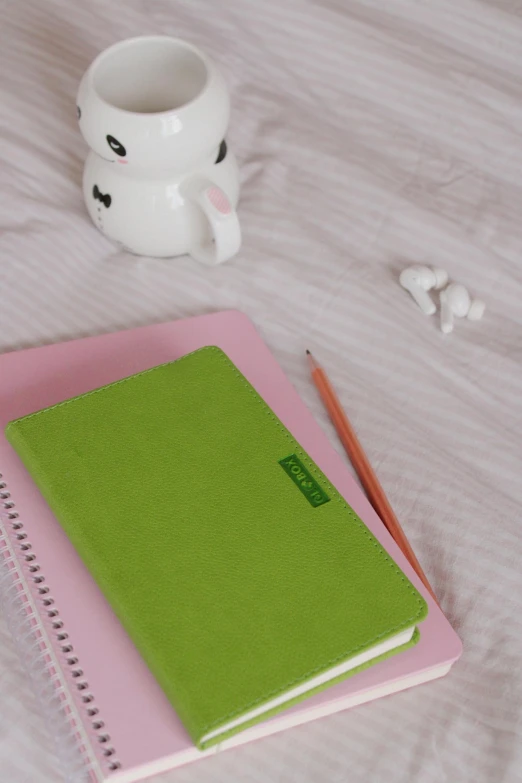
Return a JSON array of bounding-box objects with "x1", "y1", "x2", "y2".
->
[{"x1": 305, "y1": 349, "x2": 311, "y2": 355}]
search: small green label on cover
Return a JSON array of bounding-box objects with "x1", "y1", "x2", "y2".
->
[{"x1": 279, "y1": 455, "x2": 330, "y2": 508}]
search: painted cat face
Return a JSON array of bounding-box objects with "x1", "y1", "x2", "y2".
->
[{"x1": 77, "y1": 101, "x2": 227, "y2": 171}]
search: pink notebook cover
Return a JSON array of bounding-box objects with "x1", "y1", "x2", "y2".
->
[{"x1": 0, "y1": 311, "x2": 462, "y2": 783}]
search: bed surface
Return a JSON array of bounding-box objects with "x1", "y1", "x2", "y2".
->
[{"x1": 1, "y1": 1, "x2": 521, "y2": 782}]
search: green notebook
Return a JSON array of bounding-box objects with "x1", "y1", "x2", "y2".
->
[{"x1": 5, "y1": 346, "x2": 427, "y2": 749}]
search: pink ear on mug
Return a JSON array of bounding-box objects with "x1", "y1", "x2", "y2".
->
[{"x1": 207, "y1": 186, "x2": 232, "y2": 215}]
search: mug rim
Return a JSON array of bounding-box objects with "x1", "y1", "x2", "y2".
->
[{"x1": 87, "y1": 35, "x2": 212, "y2": 117}]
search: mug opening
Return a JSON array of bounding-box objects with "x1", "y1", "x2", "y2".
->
[{"x1": 92, "y1": 37, "x2": 209, "y2": 114}]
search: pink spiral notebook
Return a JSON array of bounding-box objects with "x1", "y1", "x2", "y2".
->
[{"x1": 0, "y1": 311, "x2": 462, "y2": 783}]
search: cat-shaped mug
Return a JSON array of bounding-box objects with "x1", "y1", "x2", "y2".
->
[{"x1": 77, "y1": 36, "x2": 241, "y2": 264}]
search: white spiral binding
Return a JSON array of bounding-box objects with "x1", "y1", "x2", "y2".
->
[{"x1": 0, "y1": 473, "x2": 121, "y2": 779}]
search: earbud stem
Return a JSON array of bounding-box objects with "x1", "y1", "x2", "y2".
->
[
  {"x1": 407, "y1": 283, "x2": 437, "y2": 316},
  {"x1": 440, "y1": 291, "x2": 454, "y2": 334}
]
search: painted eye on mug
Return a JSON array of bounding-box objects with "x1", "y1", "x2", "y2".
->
[
  {"x1": 76, "y1": 106, "x2": 81, "y2": 120},
  {"x1": 106, "y1": 135, "x2": 126, "y2": 157},
  {"x1": 215, "y1": 140, "x2": 227, "y2": 164}
]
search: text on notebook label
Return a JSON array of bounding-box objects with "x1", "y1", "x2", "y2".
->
[{"x1": 279, "y1": 455, "x2": 330, "y2": 508}]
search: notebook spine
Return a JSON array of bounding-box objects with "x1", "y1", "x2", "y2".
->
[{"x1": 0, "y1": 472, "x2": 120, "y2": 780}]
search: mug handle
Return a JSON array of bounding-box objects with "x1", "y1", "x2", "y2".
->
[{"x1": 186, "y1": 180, "x2": 241, "y2": 265}]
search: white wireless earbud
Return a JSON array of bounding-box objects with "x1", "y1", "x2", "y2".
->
[
  {"x1": 439, "y1": 283, "x2": 486, "y2": 334},
  {"x1": 399, "y1": 265, "x2": 449, "y2": 315}
]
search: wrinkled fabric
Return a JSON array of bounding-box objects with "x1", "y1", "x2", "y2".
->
[{"x1": 0, "y1": 1, "x2": 521, "y2": 782}]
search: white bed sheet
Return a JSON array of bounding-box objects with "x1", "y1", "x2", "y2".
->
[{"x1": 1, "y1": 1, "x2": 521, "y2": 781}]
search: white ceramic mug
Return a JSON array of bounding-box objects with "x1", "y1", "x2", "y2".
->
[{"x1": 77, "y1": 36, "x2": 241, "y2": 264}]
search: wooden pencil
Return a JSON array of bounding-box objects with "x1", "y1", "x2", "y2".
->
[{"x1": 306, "y1": 350, "x2": 438, "y2": 604}]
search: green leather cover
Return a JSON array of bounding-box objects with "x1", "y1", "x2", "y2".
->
[{"x1": 5, "y1": 347, "x2": 427, "y2": 749}]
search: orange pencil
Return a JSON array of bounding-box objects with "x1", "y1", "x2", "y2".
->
[{"x1": 306, "y1": 350, "x2": 438, "y2": 604}]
